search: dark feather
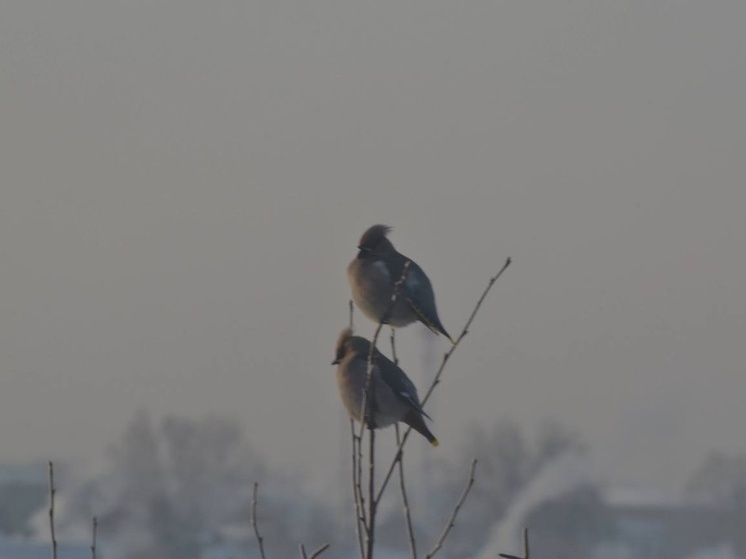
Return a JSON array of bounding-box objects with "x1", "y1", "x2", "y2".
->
[{"x1": 358, "y1": 224, "x2": 392, "y2": 249}]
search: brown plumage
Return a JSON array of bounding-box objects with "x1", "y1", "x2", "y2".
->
[{"x1": 332, "y1": 328, "x2": 438, "y2": 446}]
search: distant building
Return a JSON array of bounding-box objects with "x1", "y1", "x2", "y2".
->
[
  {"x1": 526, "y1": 486, "x2": 746, "y2": 559},
  {"x1": 0, "y1": 464, "x2": 47, "y2": 537},
  {"x1": 0, "y1": 534, "x2": 88, "y2": 559}
]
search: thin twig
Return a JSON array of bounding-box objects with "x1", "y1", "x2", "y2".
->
[
  {"x1": 395, "y1": 424, "x2": 417, "y2": 559},
  {"x1": 299, "y1": 544, "x2": 308, "y2": 559},
  {"x1": 353, "y1": 421, "x2": 370, "y2": 551},
  {"x1": 425, "y1": 459, "x2": 478, "y2": 559},
  {"x1": 91, "y1": 516, "x2": 98, "y2": 559},
  {"x1": 421, "y1": 257, "x2": 512, "y2": 406},
  {"x1": 389, "y1": 328, "x2": 398, "y2": 365},
  {"x1": 48, "y1": 461, "x2": 57, "y2": 559},
  {"x1": 354, "y1": 409, "x2": 367, "y2": 553},
  {"x1": 375, "y1": 257, "x2": 512, "y2": 504},
  {"x1": 350, "y1": 420, "x2": 366, "y2": 559},
  {"x1": 499, "y1": 527, "x2": 530, "y2": 559},
  {"x1": 356, "y1": 430, "x2": 367, "y2": 535},
  {"x1": 251, "y1": 482, "x2": 267, "y2": 559},
  {"x1": 308, "y1": 543, "x2": 331, "y2": 559},
  {"x1": 390, "y1": 322, "x2": 416, "y2": 559},
  {"x1": 365, "y1": 424, "x2": 376, "y2": 559}
]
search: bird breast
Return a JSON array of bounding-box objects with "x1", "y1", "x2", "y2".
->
[{"x1": 336, "y1": 358, "x2": 408, "y2": 428}]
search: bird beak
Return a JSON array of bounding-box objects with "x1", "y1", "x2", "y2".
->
[{"x1": 331, "y1": 358, "x2": 340, "y2": 365}]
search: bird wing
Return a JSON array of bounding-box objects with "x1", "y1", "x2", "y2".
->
[
  {"x1": 406, "y1": 297, "x2": 443, "y2": 337},
  {"x1": 374, "y1": 353, "x2": 432, "y2": 420},
  {"x1": 403, "y1": 262, "x2": 454, "y2": 341},
  {"x1": 385, "y1": 256, "x2": 439, "y2": 328},
  {"x1": 403, "y1": 264, "x2": 439, "y2": 326}
]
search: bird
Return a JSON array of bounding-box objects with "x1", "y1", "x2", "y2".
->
[
  {"x1": 347, "y1": 224, "x2": 454, "y2": 343},
  {"x1": 332, "y1": 327, "x2": 438, "y2": 446}
]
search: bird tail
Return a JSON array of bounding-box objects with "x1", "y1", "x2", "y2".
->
[
  {"x1": 407, "y1": 299, "x2": 455, "y2": 344},
  {"x1": 402, "y1": 409, "x2": 439, "y2": 447}
]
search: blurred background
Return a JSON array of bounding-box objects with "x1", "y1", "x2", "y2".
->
[{"x1": 1, "y1": 1, "x2": 745, "y2": 558}]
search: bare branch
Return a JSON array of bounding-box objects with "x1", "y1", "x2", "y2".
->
[
  {"x1": 355, "y1": 426, "x2": 368, "y2": 539},
  {"x1": 395, "y1": 425, "x2": 417, "y2": 559},
  {"x1": 425, "y1": 459, "x2": 478, "y2": 559},
  {"x1": 271, "y1": 499, "x2": 331, "y2": 559},
  {"x1": 499, "y1": 527, "x2": 530, "y2": 559},
  {"x1": 390, "y1": 324, "x2": 412, "y2": 559},
  {"x1": 421, "y1": 257, "x2": 512, "y2": 408},
  {"x1": 452, "y1": 256, "x2": 512, "y2": 346},
  {"x1": 375, "y1": 447, "x2": 402, "y2": 507},
  {"x1": 389, "y1": 325, "x2": 415, "y2": 559},
  {"x1": 365, "y1": 424, "x2": 376, "y2": 559},
  {"x1": 91, "y1": 516, "x2": 98, "y2": 559},
  {"x1": 391, "y1": 323, "x2": 416, "y2": 558},
  {"x1": 251, "y1": 482, "x2": 267, "y2": 559},
  {"x1": 48, "y1": 461, "x2": 57, "y2": 559},
  {"x1": 376, "y1": 257, "x2": 512, "y2": 503},
  {"x1": 350, "y1": 420, "x2": 366, "y2": 559},
  {"x1": 389, "y1": 327, "x2": 398, "y2": 365},
  {"x1": 308, "y1": 543, "x2": 331, "y2": 559},
  {"x1": 390, "y1": 323, "x2": 416, "y2": 559}
]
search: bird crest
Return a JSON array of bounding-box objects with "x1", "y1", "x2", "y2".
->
[{"x1": 358, "y1": 224, "x2": 392, "y2": 250}]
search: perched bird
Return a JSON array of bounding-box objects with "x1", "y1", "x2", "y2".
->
[
  {"x1": 347, "y1": 224, "x2": 454, "y2": 343},
  {"x1": 332, "y1": 328, "x2": 438, "y2": 446}
]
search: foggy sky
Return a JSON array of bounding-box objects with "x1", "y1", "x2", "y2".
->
[{"x1": 2, "y1": 1, "x2": 745, "y2": 493}]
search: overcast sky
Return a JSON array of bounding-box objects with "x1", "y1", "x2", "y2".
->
[{"x1": 2, "y1": 1, "x2": 745, "y2": 494}]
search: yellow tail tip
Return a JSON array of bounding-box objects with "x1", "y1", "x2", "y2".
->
[{"x1": 430, "y1": 439, "x2": 440, "y2": 447}]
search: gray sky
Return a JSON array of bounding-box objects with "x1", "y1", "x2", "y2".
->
[{"x1": 2, "y1": 1, "x2": 745, "y2": 493}]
